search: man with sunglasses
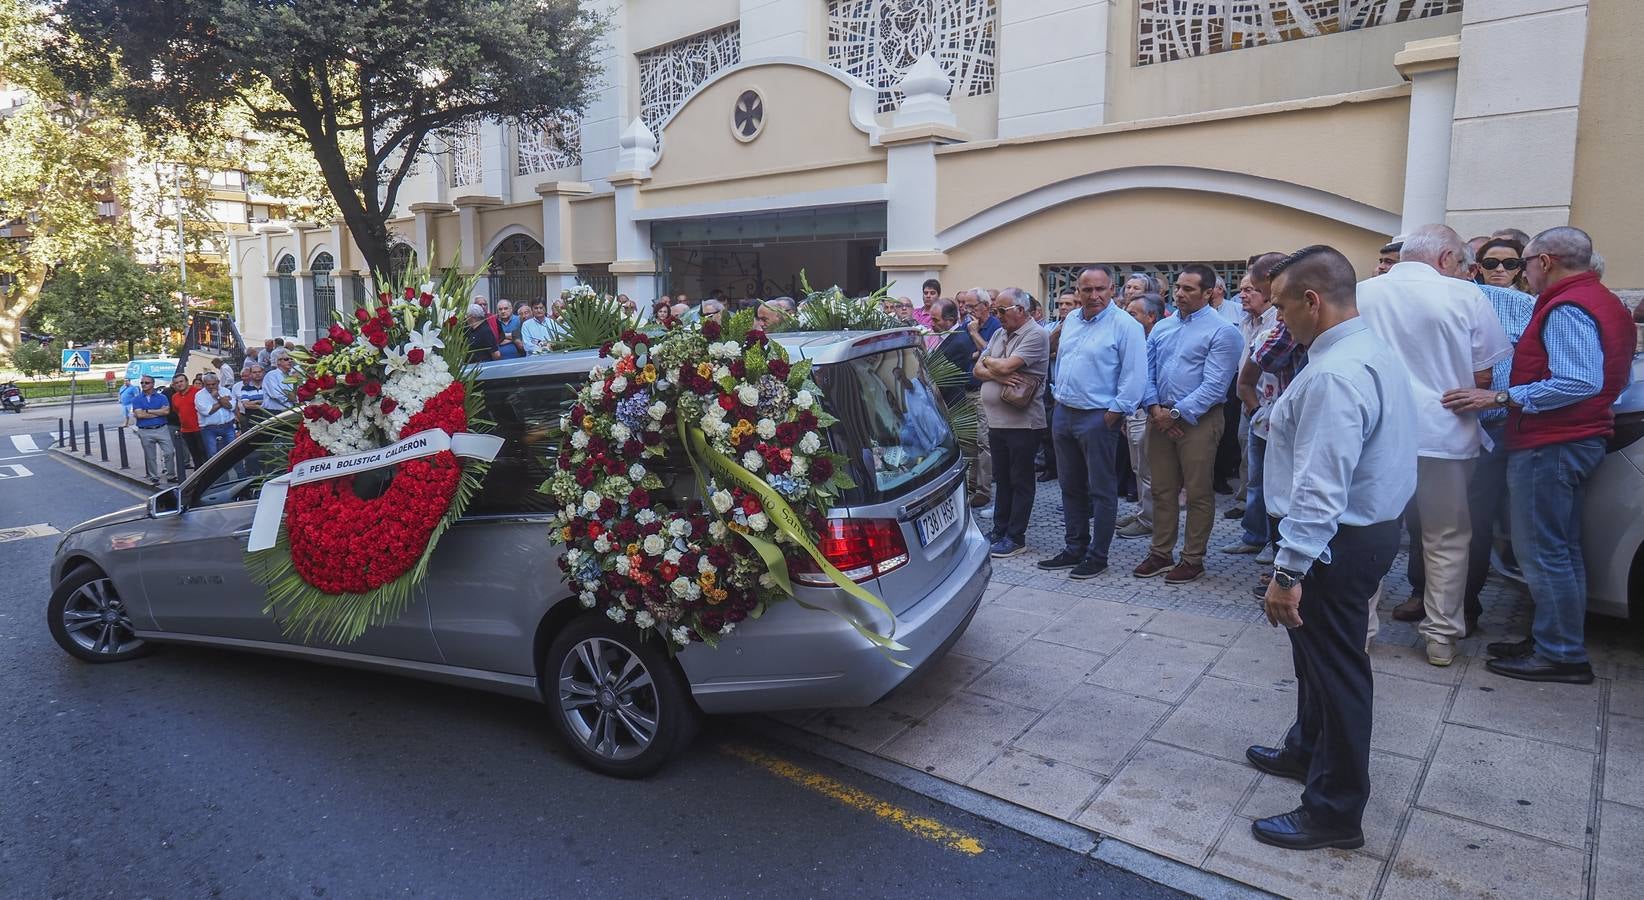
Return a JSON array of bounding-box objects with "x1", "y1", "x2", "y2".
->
[
  {"x1": 131, "y1": 376, "x2": 177, "y2": 487},
  {"x1": 973, "y1": 289, "x2": 1050, "y2": 559}
]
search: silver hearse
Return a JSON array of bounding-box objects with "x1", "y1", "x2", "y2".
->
[{"x1": 47, "y1": 329, "x2": 988, "y2": 776}]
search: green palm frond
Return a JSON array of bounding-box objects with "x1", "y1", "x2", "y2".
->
[
  {"x1": 782, "y1": 270, "x2": 900, "y2": 332},
  {"x1": 552, "y1": 293, "x2": 629, "y2": 350},
  {"x1": 922, "y1": 348, "x2": 978, "y2": 450}
]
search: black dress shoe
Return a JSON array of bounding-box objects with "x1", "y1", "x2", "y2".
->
[
  {"x1": 1246, "y1": 745, "x2": 1308, "y2": 781},
  {"x1": 1487, "y1": 655, "x2": 1595, "y2": 684},
  {"x1": 1486, "y1": 637, "x2": 1533, "y2": 659},
  {"x1": 1036, "y1": 470, "x2": 1058, "y2": 483},
  {"x1": 1222, "y1": 505, "x2": 1245, "y2": 519},
  {"x1": 1251, "y1": 808, "x2": 1364, "y2": 851}
]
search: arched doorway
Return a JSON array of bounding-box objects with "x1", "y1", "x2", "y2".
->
[
  {"x1": 275, "y1": 254, "x2": 298, "y2": 337},
  {"x1": 311, "y1": 252, "x2": 336, "y2": 332},
  {"x1": 487, "y1": 234, "x2": 546, "y2": 305}
]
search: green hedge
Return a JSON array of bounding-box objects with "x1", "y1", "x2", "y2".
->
[{"x1": 7, "y1": 378, "x2": 119, "y2": 400}]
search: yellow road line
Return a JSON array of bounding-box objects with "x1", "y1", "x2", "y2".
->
[{"x1": 721, "y1": 742, "x2": 985, "y2": 856}]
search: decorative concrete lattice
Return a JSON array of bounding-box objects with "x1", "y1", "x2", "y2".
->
[
  {"x1": 515, "y1": 114, "x2": 581, "y2": 175},
  {"x1": 637, "y1": 24, "x2": 742, "y2": 135},
  {"x1": 1137, "y1": 0, "x2": 1464, "y2": 65},
  {"x1": 827, "y1": 0, "x2": 997, "y2": 112},
  {"x1": 1042, "y1": 261, "x2": 1247, "y2": 311},
  {"x1": 445, "y1": 119, "x2": 483, "y2": 187}
]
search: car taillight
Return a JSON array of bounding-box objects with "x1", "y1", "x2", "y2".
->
[{"x1": 792, "y1": 517, "x2": 909, "y2": 585}]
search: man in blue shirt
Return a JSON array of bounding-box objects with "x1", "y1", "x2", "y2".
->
[
  {"x1": 1248, "y1": 244, "x2": 1417, "y2": 852},
  {"x1": 493, "y1": 299, "x2": 525, "y2": 359},
  {"x1": 130, "y1": 375, "x2": 177, "y2": 487},
  {"x1": 1035, "y1": 265, "x2": 1146, "y2": 579},
  {"x1": 1134, "y1": 263, "x2": 1245, "y2": 584}
]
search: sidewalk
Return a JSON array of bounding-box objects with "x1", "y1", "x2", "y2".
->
[{"x1": 781, "y1": 487, "x2": 1642, "y2": 900}]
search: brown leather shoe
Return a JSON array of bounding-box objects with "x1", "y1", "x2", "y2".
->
[
  {"x1": 967, "y1": 490, "x2": 991, "y2": 508},
  {"x1": 1391, "y1": 594, "x2": 1424, "y2": 622},
  {"x1": 1165, "y1": 561, "x2": 1206, "y2": 584},
  {"x1": 1132, "y1": 554, "x2": 1174, "y2": 578}
]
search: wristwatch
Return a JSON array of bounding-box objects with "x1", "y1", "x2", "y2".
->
[
  {"x1": 1272, "y1": 568, "x2": 1303, "y2": 590},
  {"x1": 1495, "y1": 390, "x2": 1511, "y2": 407},
  {"x1": 1168, "y1": 408, "x2": 1182, "y2": 421}
]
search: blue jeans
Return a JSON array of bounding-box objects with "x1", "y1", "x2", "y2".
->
[
  {"x1": 1508, "y1": 438, "x2": 1605, "y2": 664},
  {"x1": 201, "y1": 422, "x2": 237, "y2": 457},
  {"x1": 1052, "y1": 404, "x2": 1121, "y2": 565},
  {"x1": 1241, "y1": 432, "x2": 1271, "y2": 546}
]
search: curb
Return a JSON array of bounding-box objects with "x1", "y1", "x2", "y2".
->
[
  {"x1": 744, "y1": 717, "x2": 1276, "y2": 900},
  {"x1": 49, "y1": 445, "x2": 160, "y2": 491}
]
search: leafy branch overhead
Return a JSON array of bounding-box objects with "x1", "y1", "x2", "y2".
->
[{"x1": 45, "y1": 0, "x2": 606, "y2": 278}]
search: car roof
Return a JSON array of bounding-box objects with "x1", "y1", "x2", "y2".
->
[{"x1": 472, "y1": 327, "x2": 926, "y2": 382}]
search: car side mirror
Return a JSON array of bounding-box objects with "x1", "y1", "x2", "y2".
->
[{"x1": 148, "y1": 486, "x2": 182, "y2": 519}]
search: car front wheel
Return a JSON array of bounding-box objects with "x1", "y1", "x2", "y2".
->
[
  {"x1": 544, "y1": 614, "x2": 698, "y2": 777},
  {"x1": 47, "y1": 567, "x2": 155, "y2": 663}
]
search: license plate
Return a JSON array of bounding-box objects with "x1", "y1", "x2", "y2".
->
[{"x1": 916, "y1": 490, "x2": 961, "y2": 547}]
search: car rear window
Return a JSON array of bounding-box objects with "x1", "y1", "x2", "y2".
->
[{"x1": 815, "y1": 345, "x2": 960, "y2": 505}]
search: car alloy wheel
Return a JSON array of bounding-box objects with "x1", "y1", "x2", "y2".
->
[
  {"x1": 50, "y1": 572, "x2": 150, "y2": 662},
  {"x1": 557, "y1": 636, "x2": 661, "y2": 762}
]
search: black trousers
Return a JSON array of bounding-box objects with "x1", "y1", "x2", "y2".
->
[
  {"x1": 1214, "y1": 384, "x2": 1242, "y2": 481},
  {"x1": 988, "y1": 427, "x2": 1040, "y2": 545},
  {"x1": 1279, "y1": 519, "x2": 1400, "y2": 829}
]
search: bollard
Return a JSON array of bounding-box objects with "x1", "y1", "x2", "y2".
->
[
  {"x1": 68, "y1": 419, "x2": 77, "y2": 451},
  {"x1": 117, "y1": 426, "x2": 130, "y2": 469},
  {"x1": 82, "y1": 421, "x2": 91, "y2": 456},
  {"x1": 58, "y1": 417, "x2": 64, "y2": 448},
  {"x1": 98, "y1": 423, "x2": 109, "y2": 462}
]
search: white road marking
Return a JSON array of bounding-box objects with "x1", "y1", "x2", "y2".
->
[
  {"x1": 0, "y1": 522, "x2": 60, "y2": 543},
  {"x1": 0, "y1": 463, "x2": 32, "y2": 480},
  {"x1": 10, "y1": 434, "x2": 39, "y2": 453}
]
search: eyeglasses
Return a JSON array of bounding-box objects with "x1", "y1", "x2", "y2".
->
[
  {"x1": 990, "y1": 306, "x2": 1016, "y2": 315},
  {"x1": 1479, "y1": 257, "x2": 1523, "y2": 271}
]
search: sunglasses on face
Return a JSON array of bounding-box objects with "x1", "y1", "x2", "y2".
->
[{"x1": 1480, "y1": 257, "x2": 1523, "y2": 271}]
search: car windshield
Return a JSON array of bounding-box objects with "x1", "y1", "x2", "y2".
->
[{"x1": 816, "y1": 345, "x2": 960, "y2": 504}]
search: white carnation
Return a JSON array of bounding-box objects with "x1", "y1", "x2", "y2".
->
[
  {"x1": 611, "y1": 341, "x2": 631, "y2": 358},
  {"x1": 565, "y1": 548, "x2": 583, "y2": 567},
  {"x1": 747, "y1": 512, "x2": 769, "y2": 531},
  {"x1": 663, "y1": 549, "x2": 682, "y2": 565},
  {"x1": 609, "y1": 375, "x2": 627, "y2": 394},
  {"x1": 756, "y1": 418, "x2": 776, "y2": 439},
  {"x1": 571, "y1": 430, "x2": 590, "y2": 450},
  {"x1": 648, "y1": 401, "x2": 667, "y2": 420},
  {"x1": 709, "y1": 521, "x2": 728, "y2": 541},
  {"x1": 606, "y1": 606, "x2": 627, "y2": 623},
  {"x1": 794, "y1": 390, "x2": 814, "y2": 409},
  {"x1": 697, "y1": 557, "x2": 716, "y2": 574},
  {"x1": 614, "y1": 557, "x2": 631, "y2": 575},
  {"x1": 669, "y1": 519, "x2": 690, "y2": 538},
  {"x1": 790, "y1": 457, "x2": 809, "y2": 476},
  {"x1": 633, "y1": 609, "x2": 655, "y2": 629},
  {"x1": 642, "y1": 535, "x2": 666, "y2": 556},
  {"x1": 593, "y1": 536, "x2": 611, "y2": 553},
  {"x1": 670, "y1": 626, "x2": 691, "y2": 646},
  {"x1": 628, "y1": 463, "x2": 646, "y2": 481},
  {"x1": 579, "y1": 590, "x2": 597, "y2": 608},
  {"x1": 797, "y1": 433, "x2": 821, "y2": 454},
  {"x1": 711, "y1": 490, "x2": 733, "y2": 514},
  {"x1": 636, "y1": 509, "x2": 658, "y2": 525},
  {"x1": 741, "y1": 450, "x2": 763, "y2": 471},
  {"x1": 713, "y1": 366, "x2": 731, "y2": 381},
  {"x1": 611, "y1": 423, "x2": 631, "y2": 443},
  {"x1": 737, "y1": 385, "x2": 760, "y2": 406}
]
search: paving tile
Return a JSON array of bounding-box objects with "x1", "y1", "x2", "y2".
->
[
  {"x1": 1085, "y1": 632, "x2": 1223, "y2": 703},
  {"x1": 1596, "y1": 800, "x2": 1644, "y2": 900},
  {"x1": 1417, "y1": 724, "x2": 1594, "y2": 848},
  {"x1": 950, "y1": 605, "x2": 1054, "y2": 663},
  {"x1": 987, "y1": 584, "x2": 1086, "y2": 617},
  {"x1": 879, "y1": 691, "x2": 1039, "y2": 783},
  {"x1": 1011, "y1": 683, "x2": 1172, "y2": 776},
  {"x1": 1206, "y1": 817, "x2": 1382, "y2": 900},
  {"x1": 1077, "y1": 742, "x2": 1258, "y2": 866},
  {"x1": 1037, "y1": 597, "x2": 1154, "y2": 655},
  {"x1": 805, "y1": 705, "x2": 915, "y2": 753},
  {"x1": 1601, "y1": 714, "x2": 1644, "y2": 806},
  {"x1": 1207, "y1": 621, "x2": 1299, "y2": 689},
  {"x1": 1371, "y1": 672, "x2": 1452, "y2": 757},
  {"x1": 1447, "y1": 661, "x2": 1602, "y2": 751},
  {"x1": 1383, "y1": 809, "x2": 1587, "y2": 900},
  {"x1": 1607, "y1": 678, "x2": 1644, "y2": 719},
  {"x1": 1240, "y1": 751, "x2": 1423, "y2": 859},
  {"x1": 965, "y1": 748, "x2": 1105, "y2": 821},
  {"x1": 1370, "y1": 642, "x2": 1464, "y2": 685},
  {"x1": 873, "y1": 652, "x2": 990, "y2": 719},
  {"x1": 1152, "y1": 676, "x2": 1297, "y2": 764},
  {"x1": 1138, "y1": 608, "x2": 1244, "y2": 647},
  {"x1": 968, "y1": 639, "x2": 1104, "y2": 711}
]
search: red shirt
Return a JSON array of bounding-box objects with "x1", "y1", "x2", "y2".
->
[{"x1": 172, "y1": 385, "x2": 202, "y2": 432}]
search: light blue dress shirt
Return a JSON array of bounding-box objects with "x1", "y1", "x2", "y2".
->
[
  {"x1": 1141, "y1": 306, "x2": 1244, "y2": 425},
  {"x1": 1264, "y1": 318, "x2": 1418, "y2": 574},
  {"x1": 1052, "y1": 303, "x2": 1147, "y2": 413},
  {"x1": 1507, "y1": 305, "x2": 1608, "y2": 413},
  {"x1": 1475, "y1": 284, "x2": 1535, "y2": 424}
]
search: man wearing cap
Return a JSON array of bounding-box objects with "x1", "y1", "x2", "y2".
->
[{"x1": 1374, "y1": 237, "x2": 1404, "y2": 276}]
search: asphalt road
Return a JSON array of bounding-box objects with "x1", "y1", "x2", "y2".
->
[{"x1": 0, "y1": 432, "x2": 1186, "y2": 900}]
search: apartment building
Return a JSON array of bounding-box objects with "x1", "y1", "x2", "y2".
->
[{"x1": 227, "y1": 0, "x2": 1641, "y2": 345}]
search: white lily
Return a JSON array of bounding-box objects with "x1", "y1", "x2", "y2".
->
[
  {"x1": 407, "y1": 322, "x2": 445, "y2": 355},
  {"x1": 382, "y1": 343, "x2": 414, "y2": 375}
]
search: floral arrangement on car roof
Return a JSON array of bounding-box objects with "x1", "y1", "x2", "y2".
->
[
  {"x1": 244, "y1": 265, "x2": 501, "y2": 645},
  {"x1": 541, "y1": 311, "x2": 907, "y2": 658}
]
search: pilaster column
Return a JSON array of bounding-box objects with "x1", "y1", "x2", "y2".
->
[
  {"x1": 609, "y1": 119, "x2": 658, "y2": 299},
  {"x1": 451, "y1": 195, "x2": 503, "y2": 303},
  {"x1": 481, "y1": 120, "x2": 510, "y2": 202},
  {"x1": 408, "y1": 202, "x2": 455, "y2": 270},
  {"x1": 876, "y1": 56, "x2": 959, "y2": 298},
  {"x1": 537, "y1": 181, "x2": 593, "y2": 295},
  {"x1": 1394, "y1": 36, "x2": 1461, "y2": 235}
]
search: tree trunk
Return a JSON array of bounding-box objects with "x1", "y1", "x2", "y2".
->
[{"x1": 0, "y1": 268, "x2": 45, "y2": 356}]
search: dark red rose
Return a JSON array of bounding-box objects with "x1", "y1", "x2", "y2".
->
[
  {"x1": 798, "y1": 411, "x2": 819, "y2": 431},
  {"x1": 707, "y1": 546, "x2": 731, "y2": 568},
  {"x1": 363, "y1": 380, "x2": 382, "y2": 397},
  {"x1": 767, "y1": 455, "x2": 790, "y2": 475},
  {"x1": 355, "y1": 308, "x2": 372, "y2": 323},
  {"x1": 407, "y1": 348, "x2": 426, "y2": 365},
  {"x1": 322, "y1": 406, "x2": 341, "y2": 423},
  {"x1": 419, "y1": 291, "x2": 434, "y2": 307},
  {"x1": 643, "y1": 430, "x2": 664, "y2": 446},
  {"x1": 598, "y1": 498, "x2": 618, "y2": 519},
  {"x1": 311, "y1": 338, "x2": 334, "y2": 356},
  {"x1": 344, "y1": 371, "x2": 364, "y2": 387},
  {"x1": 569, "y1": 405, "x2": 586, "y2": 425},
  {"x1": 629, "y1": 488, "x2": 650, "y2": 507},
  {"x1": 615, "y1": 519, "x2": 639, "y2": 541},
  {"x1": 368, "y1": 330, "x2": 389, "y2": 348},
  {"x1": 747, "y1": 329, "x2": 766, "y2": 345},
  {"x1": 729, "y1": 361, "x2": 745, "y2": 379},
  {"x1": 328, "y1": 322, "x2": 353, "y2": 342},
  {"x1": 767, "y1": 358, "x2": 790, "y2": 380},
  {"x1": 379, "y1": 397, "x2": 397, "y2": 414},
  {"x1": 446, "y1": 315, "x2": 458, "y2": 327},
  {"x1": 735, "y1": 433, "x2": 757, "y2": 453},
  {"x1": 718, "y1": 394, "x2": 736, "y2": 411},
  {"x1": 379, "y1": 291, "x2": 391, "y2": 304},
  {"x1": 295, "y1": 385, "x2": 317, "y2": 402},
  {"x1": 558, "y1": 454, "x2": 573, "y2": 471},
  {"x1": 317, "y1": 374, "x2": 336, "y2": 390},
  {"x1": 403, "y1": 286, "x2": 416, "y2": 300},
  {"x1": 811, "y1": 457, "x2": 833, "y2": 479},
  {"x1": 574, "y1": 467, "x2": 595, "y2": 487},
  {"x1": 302, "y1": 405, "x2": 324, "y2": 420},
  {"x1": 702, "y1": 320, "x2": 721, "y2": 340},
  {"x1": 622, "y1": 439, "x2": 644, "y2": 457}
]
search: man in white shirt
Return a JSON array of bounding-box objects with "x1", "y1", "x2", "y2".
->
[
  {"x1": 520, "y1": 300, "x2": 555, "y2": 354},
  {"x1": 193, "y1": 372, "x2": 238, "y2": 457},
  {"x1": 1356, "y1": 224, "x2": 1511, "y2": 667}
]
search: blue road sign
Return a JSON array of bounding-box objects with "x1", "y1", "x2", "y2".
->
[{"x1": 60, "y1": 349, "x2": 92, "y2": 372}]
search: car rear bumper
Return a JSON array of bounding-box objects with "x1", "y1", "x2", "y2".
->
[{"x1": 682, "y1": 524, "x2": 991, "y2": 714}]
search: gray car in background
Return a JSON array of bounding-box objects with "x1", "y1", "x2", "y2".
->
[
  {"x1": 1579, "y1": 352, "x2": 1644, "y2": 620},
  {"x1": 46, "y1": 329, "x2": 988, "y2": 776}
]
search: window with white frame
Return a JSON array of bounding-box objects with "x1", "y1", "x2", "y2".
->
[
  {"x1": 636, "y1": 24, "x2": 741, "y2": 135},
  {"x1": 827, "y1": 0, "x2": 997, "y2": 113},
  {"x1": 515, "y1": 113, "x2": 582, "y2": 175},
  {"x1": 445, "y1": 119, "x2": 483, "y2": 188},
  {"x1": 1137, "y1": 0, "x2": 1464, "y2": 66}
]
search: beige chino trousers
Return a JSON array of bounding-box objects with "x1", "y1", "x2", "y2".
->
[
  {"x1": 1147, "y1": 405, "x2": 1225, "y2": 566},
  {"x1": 1415, "y1": 456, "x2": 1475, "y2": 647}
]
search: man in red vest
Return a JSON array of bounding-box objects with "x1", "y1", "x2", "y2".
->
[{"x1": 1442, "y1": 226, "x2": 1634, "y2": 684}]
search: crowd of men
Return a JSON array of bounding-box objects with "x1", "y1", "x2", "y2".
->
[{"x1": 928, "y1": 224, "x2": 1633, "y2": 852}]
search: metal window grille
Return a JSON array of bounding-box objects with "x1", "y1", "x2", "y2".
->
[
  {"x1": 827, "y1": 0, "x2": 998, "y2": 112},
  {"x1": 1041, "y1": 261, "x2": 1247, "y2": 315},
  {"x1": 487, "y1": 234, "x2": 547, "y2": 303},
  {"x1": 310, "y1": 252, "x2": 336, "y2": 329},
  {"x1": 516, "y1": 114, "x2": 582, "y2": 175},
  {"x1": 275, "y1": 254, "x2": 299, "y2": 337},
  {"x1": 637, "y1": 24, "x2": 742, "y2": 136},
  {"x1": 388, "y1": 244, "x2": 416, "y2": 284},
  {"x1": 445, "y1": 119, "x2": 483, "y2": 188},
  {"x1": 1137, "y1": 0, "x2": 1464, "y2": 66},
  {"x1": 575, "y1": 265, "x2": 617, "y2": 298}
]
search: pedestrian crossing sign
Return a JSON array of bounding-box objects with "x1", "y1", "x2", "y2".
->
[{"x1": 60, "y1": 350, "x2": 91, "y2": 372}]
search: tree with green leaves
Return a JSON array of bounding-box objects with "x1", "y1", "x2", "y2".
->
[
  {"x1": 48, "y1": 0, "x2": 605, "y2": 281},
  {"x1": 31, "y1": 247, "x2": 186, "y2": 359}
]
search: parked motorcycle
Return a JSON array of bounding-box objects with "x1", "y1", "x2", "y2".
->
[{"x1": 1, "y1": 382, "x2": 24, "y2": 413}]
